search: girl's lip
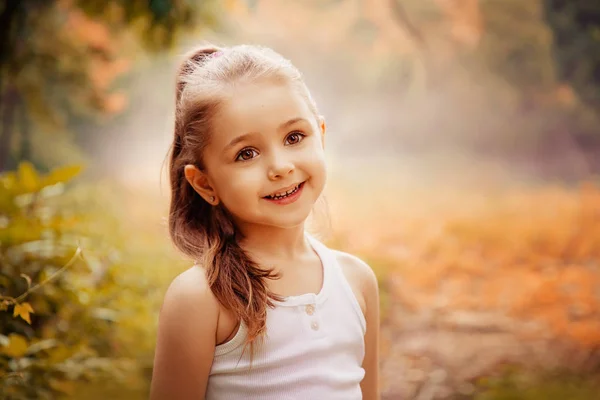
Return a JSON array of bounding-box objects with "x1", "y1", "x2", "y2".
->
[
  {"x1": 265, "y1": 182, "x2": 303, "y2": 198},
  {"x1": 263, "y1": 182, "x2": 305, "y2": 205}
]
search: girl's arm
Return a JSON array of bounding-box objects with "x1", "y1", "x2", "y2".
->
[
  {"x1": 150, "y1": 266, "x2": 218, "y2": 400},
  {"x1": 360, "y1": 263, "x2": 381, "y2": 400}
]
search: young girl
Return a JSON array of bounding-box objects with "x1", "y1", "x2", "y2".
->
[{"x1": 150, "y1": 44, "x2": 380, "y2": 400}]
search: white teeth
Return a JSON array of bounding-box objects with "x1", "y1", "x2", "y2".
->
[{"x1": 267, "y1": 184, "x2": 300, "y2": 199}]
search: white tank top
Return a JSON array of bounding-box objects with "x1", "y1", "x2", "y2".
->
[{"x1": 205, "y1": 234, "x2": 367, "y2": 400}]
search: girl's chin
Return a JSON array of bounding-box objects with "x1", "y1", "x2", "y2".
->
[
  {"x1": 268, "y1": 211, "x2": 312, "y2": 228},
  {"x1": 232, "y1": 192, "x2": 319, "y2": 229},
  {"x1": 232, "y1": 209, "x2": 312, "y2": 230},
  {"x1": 259, "y1": 207, "x2": 314, "y2": 230}
]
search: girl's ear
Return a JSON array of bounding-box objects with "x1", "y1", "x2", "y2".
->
[
  {"x1": 184, "y1": 164, "x2": 220, "y2": 205},
  {"x1": 318, "y1": 115, "x2": 326, "y2": 148}
]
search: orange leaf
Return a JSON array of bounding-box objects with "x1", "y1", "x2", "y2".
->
[{"x1": 13, "y1": 302, "x2": 34, "y2": 324}]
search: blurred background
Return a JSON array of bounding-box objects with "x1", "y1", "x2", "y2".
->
[{"x1": 1, "y1": 0, "x2": 600, "y2": 399}]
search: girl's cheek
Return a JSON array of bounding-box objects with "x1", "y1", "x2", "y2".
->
[
  {"x1": 311, "y1": 148, "x2": 327, "y2": 169},
  {"x1": 230, "y1": 173, "x2": 263, "y2": 194}
]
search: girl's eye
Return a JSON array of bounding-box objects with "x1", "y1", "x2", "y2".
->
[
  {"x1": 285, "y1": 132, "x2": 305, "y2": 145},
  {"x1": 236, "y1": 148, "x2": 258, "y2": 161}
]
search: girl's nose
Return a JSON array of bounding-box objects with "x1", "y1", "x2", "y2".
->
[{"x1": 267, "y1": 154, "x2": 294, "y2": 180}]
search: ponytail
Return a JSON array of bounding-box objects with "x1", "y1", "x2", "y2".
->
[
  {"x1": 168, "y1": 45, "x2": 283, "y2": 350},
  {"x1": 175, "y1": 46, "x2": 220, "y2": 104}
]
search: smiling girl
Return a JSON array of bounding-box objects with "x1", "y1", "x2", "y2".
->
[{"x1": 150, "y1": 44, "x2": 380, "y2": 400}]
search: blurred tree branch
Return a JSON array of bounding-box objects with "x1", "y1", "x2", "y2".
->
[
  {"x1": 387, "y1": 0, "x2": 436, "y2": 87},
  {"x1": 0, "y1": 0, "x2": 218, "y2": 172},
  {"x1": 388, "y1": 0, "x2": 427, "y2": 49}
]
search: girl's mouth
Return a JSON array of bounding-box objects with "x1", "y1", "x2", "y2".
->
[{"x1": 263, "y1": 182, "x2": 305, "y2": 204}]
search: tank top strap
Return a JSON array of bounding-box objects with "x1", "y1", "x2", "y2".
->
[
  {"x1": 306, "y1": 234, "x2": 367, "y2": 334},
  {"x1": 305, "y1": 233, "x2": 334, "y2": 304}
]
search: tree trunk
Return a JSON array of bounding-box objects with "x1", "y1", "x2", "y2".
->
[
  {"x1": 0, "y1": 0, "x2": 19, "y2": 68},
  {"x1": 19, "y1": 94, "x2": 30, "y2": 163},
  {"x1": 0, "y1": 86, "x2": 18, "y2": 172},
  {"x1": 387, "y1": 0, "x2": 435, "y2": 88}
]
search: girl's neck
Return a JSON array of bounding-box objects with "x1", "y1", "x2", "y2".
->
[{"x1": 237, "y1": 223, "x2": 309, "y2": 261}]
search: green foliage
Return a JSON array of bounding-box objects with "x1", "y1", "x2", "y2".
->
[
  {"x1": 473, "y1": 366, "x2": 600, "y2": 400},
  {"x1": 543, "y1": 0, "x2": 600, "y2": 112},
  {"x1": 55, "y1": 175, "x2": 191, "y2": 397},
  {"x1": 0, "y1": 0, "x2": 221, "y2": 171},
  {"x1": 76, "y1": 0, "x2": 217, "y2": 51},
  {"x1": 0, "y1": 162, "x2": 136, "y2": 400},
  {"x1": 478, "y1": 0, "x2": 555, "y2": 91}
]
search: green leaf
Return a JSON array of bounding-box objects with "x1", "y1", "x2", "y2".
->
[
  {"x1": 49, "y1": 378, "x2": 75, "y2": 395},
  {"x1": 0, "y1": 171, "x2": 17, "y2": 191},
  {"x1": 0, "y1": 334, "x2": 29, "y2": 358},
  {"x1": 18, "y1": 162, "x2": 40, "y2": 193},
  {"x1": 25, "y1": 339, "x2": 58, "y2": 355},
  {"x1": 47, "y1": 346, "x2": 72, "y2": 364},
  {"x1": 43, "y1": 165, "x2": 84, "y2": 187}
]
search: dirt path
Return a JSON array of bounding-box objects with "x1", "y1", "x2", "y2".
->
[{"x1": 326, "y1": 181, "x2": 600, "y2": 399}]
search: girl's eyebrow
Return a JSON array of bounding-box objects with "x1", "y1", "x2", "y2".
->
[
  {"x1": 224, "y1": 132, "x2": 256, "y2": 152},
  {"x1": 223, "y1": 117, "x2": 308, "y2": 152},
  {"x1": 278, "y1": 117, "x2": 307, "y2": 131}
]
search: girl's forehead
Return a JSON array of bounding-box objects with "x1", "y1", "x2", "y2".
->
[{"x1": 212, "y1": 81, "x2": 315, "y2": 140}]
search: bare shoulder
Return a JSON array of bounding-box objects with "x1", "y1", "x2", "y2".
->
[
  {"x1": 163, "y1": 264, "x2": 216, "y2": 308},
  {"x1": 333, "y1": 250, "x2": 379, "y2": 294},
  {"x1": 332, "y1": 250, "x2": 379, "y2": 320},
  {"x1": 157, "y1": 264, "x2": 221, "y2": 342},
  {"x1": 150, "y1": 265, "x2": 219, "y2": 399}
]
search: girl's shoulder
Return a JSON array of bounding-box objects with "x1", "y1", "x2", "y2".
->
[
  {"x1": 324, "y1": 248, "x2": 379, "y2": 324},
  {"x1": 151, "y1": 265, "x2": 220, "y2": 398},
  {"x1": 159, "y1": 264, "x2": 220, "y2": 330},
  {"x1": 165, "y1": 265, "x2": 214, "y2": 302},
  {"x1": 331, "y1": 250, "x2": 378, "y2": 290}
]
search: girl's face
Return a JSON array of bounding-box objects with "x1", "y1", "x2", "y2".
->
[{"x1": 195, "y1": 80, "x2": 327, "y2": 231}]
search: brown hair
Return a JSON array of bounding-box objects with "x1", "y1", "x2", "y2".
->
[{"x1": 168, "y1": 44, "x2": 319, "y2": 349}]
